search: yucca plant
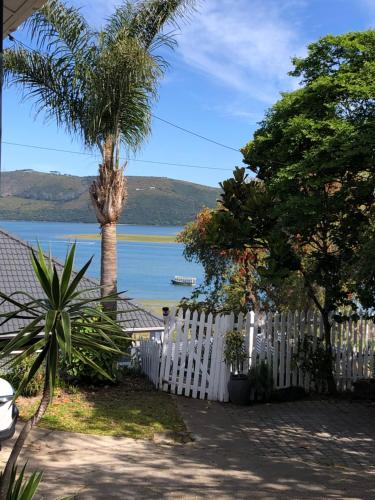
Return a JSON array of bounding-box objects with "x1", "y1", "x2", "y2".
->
[
  {"x1": 0, "y1": 244, "x2": 128, "y2": 496},
  {"x1": 3, "y1": 465, "x2": 42, "y2": 500},
  {"x1": 5, "y1": 0, "x2": 196, "y2": 311}
]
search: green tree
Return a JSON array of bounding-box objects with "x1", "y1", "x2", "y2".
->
[
  {"x1": 0, "y1": 245, "x2": 127, "y2": 495},
  {"x1": 178, "y1": 207, "x2": 316, "y2": 313},
  {"x1": 211, "y1": 30, "x2": 375, "y2": 392},
  {"x1": 5, "y1": 0, "x2": 196, "y2": 309}
]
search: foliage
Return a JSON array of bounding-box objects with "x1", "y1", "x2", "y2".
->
[
  {"x1": 293, "y1": 335, "x2": 335, "y2": 393},
  {"x1": 61, "y1": 326, "x2": 130, "y2": 384},
  {"x1": 0, "y1": 244, "x2": 126, "y2": 396},
  {"x1": 178, "y1": 207, "x2": 318, "y2": 313},
  {"x1": 248, "y1": 361, "x2": 274, "y2": 401},
  {"x1": 223, "y1": 330, "x2": 247, "y2": 374},
  {"x1": 4, "y1": 356, "x2": 44, "y2": 397},
  {"x1": 4, "y1": 465, "x2": 42, "y2": 500},
  {"x1": 208, "y1": 30, "x2": 375, "y2": 392}
]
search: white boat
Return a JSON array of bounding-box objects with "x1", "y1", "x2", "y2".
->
[{"x1": 171, "y1": 276, "x2": 196, "y2": 286}]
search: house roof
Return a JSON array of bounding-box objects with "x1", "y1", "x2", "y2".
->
[
  {"x1": 0, "y1": 228, "x2": 163, "y2": 334},
  {"x1": 4, "y1": 1, "x2": 45, "y2": 37}
]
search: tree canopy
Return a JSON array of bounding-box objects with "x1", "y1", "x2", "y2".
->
[{"x1": 215, "y1": 30, "x2": 375, "y2": 318}]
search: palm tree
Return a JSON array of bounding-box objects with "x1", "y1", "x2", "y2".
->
[
  {"x1": 5, "y1": 0, "x2": 196, "y2": 309},
  {"x1": 0, "y1": 244, "x2": 127, "y2": 496}
]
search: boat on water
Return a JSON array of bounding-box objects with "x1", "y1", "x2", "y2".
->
[{"x1": 171, "y1": 276, "x2": 197, "y2": 286}]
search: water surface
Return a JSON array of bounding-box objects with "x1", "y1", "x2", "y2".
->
[{"x1": 0, "y1": 220, "x2": 203, "y2": 302}]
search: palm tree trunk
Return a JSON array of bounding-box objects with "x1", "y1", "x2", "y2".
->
[
  {"x1": 101, "y1": 222, "x2": 117, "y2": 310},
  {"x1": 90, "y1": 137, "x2": 127, "y2": 313},
  {"x1": 0, "y1": 380, "x2": 51, "y2": 497}
]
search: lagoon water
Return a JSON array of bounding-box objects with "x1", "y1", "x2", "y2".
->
[{"x1": 0, "y1": 220, "x2": 204, "y2": 302}]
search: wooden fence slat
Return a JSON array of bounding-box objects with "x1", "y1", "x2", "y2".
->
[
  {"x1": 199, "y1": 312, "x2": 213, "y2": 399},
  {"x1": 285, "y1": 311, "x2": 293, "y2": 387},
  {"x1": 170, "y1": 310, "x2": 184, "y2": 394},
  {"x1": 291, "y1": 311, "x2": 298, "y2": 387},
  {"x1": 249, "y1": 311, "x2": 257, "y2": 369},
  {"x1": 279, "y1": 312, "x2": 286, "y2": 388},
  {"x1": 298, "y1": 311, "x2": 305, "y2": 388},
  {"x1": 184, "y1": 310, "x2": 198, "y2": 397},
  {"x1": 272, "y1": 312, "x2": 279, "y2": 389},
  {"x1": 177, "y1": 309, "x2": 191, "y2": 395},
  {"x1": 304, "y1": 310, "x2": 311, "y2": 392},
  {"x1": 358, "y1": 317, "x2": 363, "y2": 379},
  {"x1": 218, "y1": 313, "x2": 234, "y2": 402},
  {"x1": 191, "y1": 311, "x2": 206, "y2": 399},
  {"x1": 207, "y1": 314, "x2": 222, "y2": 400}
]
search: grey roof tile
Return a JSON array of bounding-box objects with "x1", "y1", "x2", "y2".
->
[{"x1": 0, "y1": 228, "x2": 163, "y2": 333}]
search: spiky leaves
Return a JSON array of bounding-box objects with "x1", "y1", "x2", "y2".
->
[{"x1": 0, "y1": 243, "x2": 127, "y2": 396}]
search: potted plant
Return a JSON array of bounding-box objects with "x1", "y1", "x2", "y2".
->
[{"x1": 224, "y1": 330, "x2": 250, "y2": 404}]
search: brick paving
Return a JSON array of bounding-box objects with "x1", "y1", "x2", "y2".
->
[
  {"x1": 223, "y1": 399, "x2": 375, "y2": 469},
  {"x1": 1, "y1": 398, "x2": 374, "y2": 498}
]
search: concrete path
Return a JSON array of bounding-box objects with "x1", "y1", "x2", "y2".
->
[{"x1": 1, "y1": 398, "x2": 375, "y2": 499}]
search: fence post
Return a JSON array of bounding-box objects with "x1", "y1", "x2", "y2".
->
[{"x1": 161, "y1": 306, "x2": 170, "y2": 344}]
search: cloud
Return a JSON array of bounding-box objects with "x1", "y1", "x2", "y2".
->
[{"x1": 177, "y1": 0, "x2": 307, "y2": 104}]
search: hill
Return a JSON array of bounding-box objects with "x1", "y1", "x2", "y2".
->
[{"x1": 0, "y1": 170, "x2": 220, "y2": 225}]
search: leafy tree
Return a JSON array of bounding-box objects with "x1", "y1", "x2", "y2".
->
[
  {"x1": 5, "y1": 0, "x2": 196, "y2": 310},
  {"x1": 211, "y1": 30, "x2": 375, "y2": 392},
  {"x1": 178, "y1": 207, "x2": 316, "y2": 313},
  {"x1": 0, "y1": 245, "x2": 127, "y2": 495}
]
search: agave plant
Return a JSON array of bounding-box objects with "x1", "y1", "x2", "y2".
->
[
  {"x1": 0, "y1": 244, "x2": 128, "y2": 496},
  {"x1": 3, "y1": 465, "x2": 42, "y2": 500}
]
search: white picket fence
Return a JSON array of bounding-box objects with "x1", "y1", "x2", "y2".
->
[{"x1": 138, "y1": 309, "x2": 375, "y2": 402}]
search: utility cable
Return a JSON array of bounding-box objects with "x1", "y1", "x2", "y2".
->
[
  {"x1": 7, "y1": 35, "x2": 241, "y2": 154},
  {"x1": 3, "y1": 141, "x2": 234, "y2": 172}
]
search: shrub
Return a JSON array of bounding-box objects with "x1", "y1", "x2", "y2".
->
[
  {"x1": 248, "y1": 361, "x2": 274, "y2": 401},
  {"x1": 4, "y1": 356, "x2": 44, "y2": 397},
  {"x1": 61, "y1": 333, "x2": 131, "y2": 385},
  {"x1": 224, "y1": 330, "x2": 247, "y2": 374}
]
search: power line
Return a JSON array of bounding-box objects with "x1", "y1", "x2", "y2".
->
[
  {"x1": 3, "y1": 141, "x2": 234, "y2": 172},
  {"x1": 7, "y1": 35, "x2": 241, "y2": 154},
  {"x1": 152, "y1": 114, "x2": 240, "y2": 152}
]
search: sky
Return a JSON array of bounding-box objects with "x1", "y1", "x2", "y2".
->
[{"x1": 3, "y1": 0, "x2": 374, "y2": 188}]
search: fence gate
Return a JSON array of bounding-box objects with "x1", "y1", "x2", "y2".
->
[{"x1": 138, "y1": 309, "x2": 375, "y2": 401}]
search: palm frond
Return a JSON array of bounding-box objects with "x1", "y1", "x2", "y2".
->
[
  {"x1": 127, "y1": 0, "x2": 198, "y2": 51},
  {"x1": 26, "y1": 0, "x2": 95, "y2": 61},
  {"x1": 4, "y1": 47, "x2": 84, "y2": 136}
]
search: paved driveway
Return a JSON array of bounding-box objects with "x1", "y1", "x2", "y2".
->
[{"x1": 1, "y1": 398, "x2": 375, "y2": 499}]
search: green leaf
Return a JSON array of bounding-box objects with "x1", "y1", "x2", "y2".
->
[
  {"x1": 61, "y1": 311, "x2": 72, "y2": 361},
  {"x1": 63, "y1": 256, "x2": 93, "y2": 300},
  {"x1": 60, "y1": 244, "x2": 76, "y2": 301},
  {"x1": 51, "y1": 265, "x2": 61, "y2": 307}
]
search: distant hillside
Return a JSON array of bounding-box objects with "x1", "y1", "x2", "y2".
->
[{"x1": 0, "y1": 170, "x2": 220, "y2": 225}]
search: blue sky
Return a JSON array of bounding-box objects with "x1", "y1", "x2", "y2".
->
[{"x1": 4, "y1": 0, "x2": 374, "y2": 187}]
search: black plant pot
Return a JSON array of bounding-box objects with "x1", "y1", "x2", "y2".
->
[{"x1": 228, "y1": 374, "x2": 250, "y2": 405}]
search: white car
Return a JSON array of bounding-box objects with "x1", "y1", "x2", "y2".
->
[{"x1": 0, "y1": 378, "x2": 18, "y2": 444}]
